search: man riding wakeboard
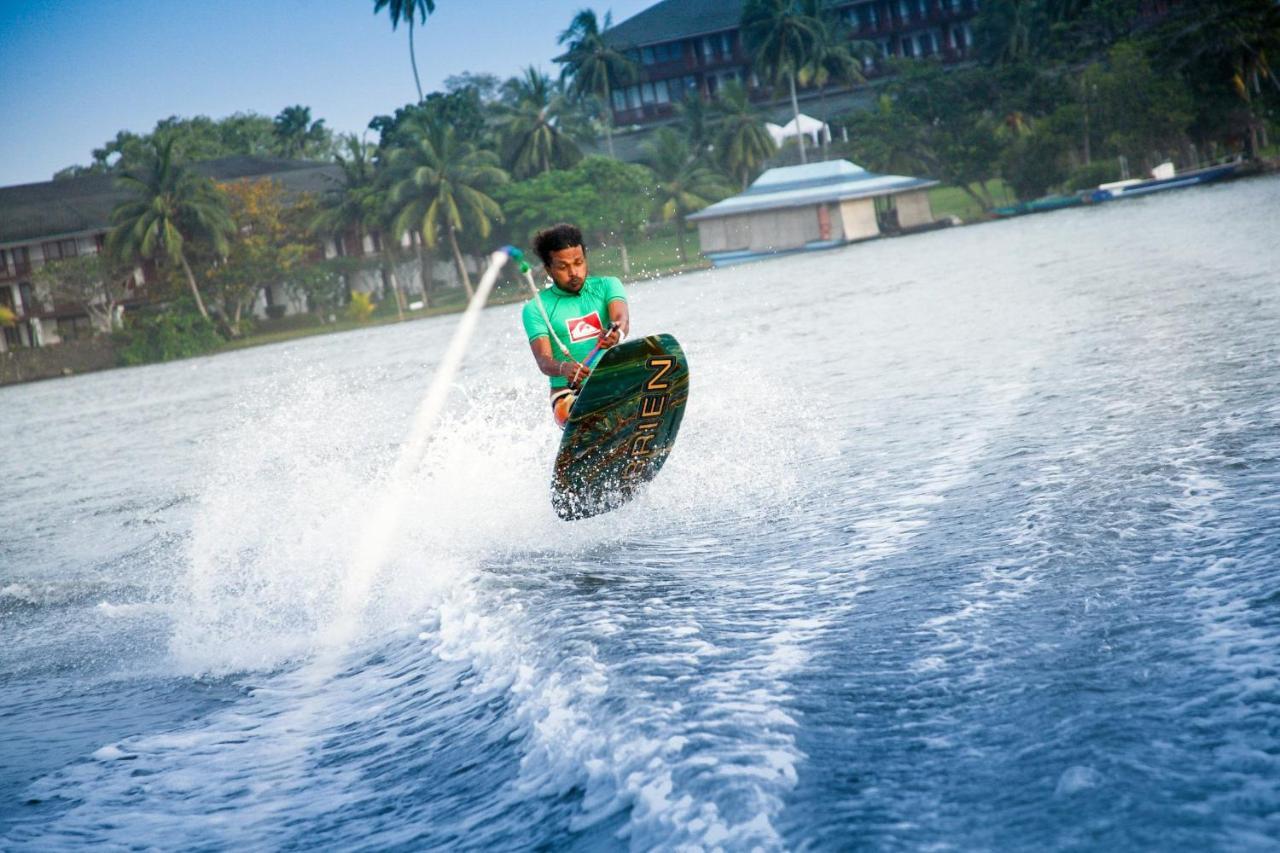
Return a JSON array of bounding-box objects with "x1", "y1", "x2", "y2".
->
[{"x1": 522, "y1": 223, "x2": 631, "y2": 428}]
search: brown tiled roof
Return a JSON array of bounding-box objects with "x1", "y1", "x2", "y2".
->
[
  {"x1": 0, "y1": 157, "x2": 342, "y2": 247},
  {"x1": 603, "y1": 0, "x2": 745, "y2": 48}
]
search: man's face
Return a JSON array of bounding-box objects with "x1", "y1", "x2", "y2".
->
[{"x1": 546, "y1": 245, "x2": 587, "y2": 293}]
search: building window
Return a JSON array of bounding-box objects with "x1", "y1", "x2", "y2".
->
[
  {"x1": 0, "y1": 247, "x2": 31, "y2": 277},
  {"x1": 654, "y1": 79, "x2": 671, "y2": 103},
  {"x1": 41, "y1": 238, "x2": 78, "y2": 262},
  {"x1": 57, "y1": 314, "x2": 93, "y2": 341},
  {"x1": 644, "y1": 42, "x2": 681, "y2": 64}
]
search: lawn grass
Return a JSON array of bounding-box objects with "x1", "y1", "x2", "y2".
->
[
  {"x1": 216, "y1": 230, "x2": 706, "y2": 354},
  {"x1": 589, "y1": 229, "x2": 710, "y2": 280},
  {"x1": 928, "y1": 179, "x2": 1018, "y2": 222},
  {"x1": 217, "y1": 288, "x2": 524, "y2": 352}
]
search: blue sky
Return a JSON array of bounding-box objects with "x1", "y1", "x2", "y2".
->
[{"x1": 0, "y1": 0, "x2": 656, "y2": 187}]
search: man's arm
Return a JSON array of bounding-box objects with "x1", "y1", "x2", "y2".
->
[
  {"x1": 597, "y1": 298, "x2": 630, "y2": 349},
  {"x1": 529, "y1": 337, "x2": 585, "y2": 384}
]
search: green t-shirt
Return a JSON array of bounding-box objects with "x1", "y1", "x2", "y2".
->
[{"x1": 522, "y1": 275, "x2": 628, "y2": 388}]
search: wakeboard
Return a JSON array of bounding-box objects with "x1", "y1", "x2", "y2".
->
[{"x1": 552, "y1": 334, "x2": 689, "y2": 521}]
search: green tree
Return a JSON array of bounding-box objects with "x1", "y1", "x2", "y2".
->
[
  {"x1": 369, "y1": 88, "x2": 489, "y2": 151},
  {"x1": 1159, "y1": 0, "x2": 1280, "y2": 156},
  {"x1": 385, "y1": 119, "x2": 507, "y2": 298},
  {"x1": 497, "y1": 66, "x2": 585, "y2": 179},
  {"x1": 710, "y1": 82, "x2": 779, "y2": 189},
  {"x1": 675, "y1": 95, "x2": 716, "y2": 157},
  {"x1": 557, "y1": 9, "x2": 638, "y2": 158},
  {"x1": 998, "y1": 115, "x2": 1073, "y2": 199},
  {"x1": 496, "y1": 156, "x2": 651, "y2": 274},
  {"x1": 1085, "y1": 42, "x2": 1193, "y2": 170},
  {"x1": 871, "y1": 63, "x2": 1004, "y2": 209},
  {"x1": 273, "y1": 105, "x2": 330, "y2": 159},
  {"x1": 444, "y1": 71, "x2": 502, "y2": 102},
  {"x1": 206, "y1": 178, "x2": 315, "y2": 335},
  {"x1": 641, "y1": 129, "x2": 730, "y2": 262},
  {"x1": 32, "y1": 254, "x2": 133, "y2": 333},
  {"x1": 55, "y1": 112, "x2": 286, "y2": 179},
  {"x1": 106, "y1": 138, "x2": 234, "y2": 321},
  {"x1": 975, "y1": 0, "x2": 1047, "y2": 64},
  {"x1": 798, "y1": 0, "x2": 869, "y2": 133},
  {"x1": 373, "y1": 0, "x2": 437, "y2": 102},
  {"x1": 219, "y1": 112, "x2": 280, "y2": 157},
  {"x1": 311, "y1": 135, "x2": 401, "y2": 310},
  {"x1": 742, "y1": 0, "x2": 821, "y2": 164}
]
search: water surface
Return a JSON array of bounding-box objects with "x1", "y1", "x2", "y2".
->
[{"x1": 2, "y1": 177, "x2": 1278, "y2": 849}]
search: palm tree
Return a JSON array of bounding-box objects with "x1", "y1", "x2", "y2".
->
[
  {"x1": 106, "y1": 137, "x2": 233, "y2": 321},
  {"x1": 675, "y1": 95, "x2": 715, "y2": 157},
  {"x1": 798, "y1": 0, "x2": 870, "y2": 146},
  {"x1": 312, "y1": 136, "x2": 406, "y2": 318},
  {"x1": 975, "y1": 0, "x2": 1041, "y2": 65},
  {"x1": 373, "y1": 0, "x2": 437, "y2": 102},
  {"x1": 1164, "y1": 0, "x2": 1280, "y2": 155},
  {"x1": 385, "y1": 119, "x2": 507, "y2": 299},
  {"x1": 641, "y1": 129, "x2": 731, "y2": 263},
  {"x1": 742, "y1": 0, "x2": 822, "y2": 164},
  {"x1": 557, "y1": 9, "x2": 638, "y2": 158},
  {"x1": 711, "y1": 82, "x2": 779, "y2": 189},
  {"x1": 496, "y1": 66, "x2": 585, "y2": 179},
  {"x1": 273, "y1": 105, "x2": 328, "y2": 160}
]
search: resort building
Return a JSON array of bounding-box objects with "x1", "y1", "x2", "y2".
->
[
  {"x1": 600, "y1": 0, "x2": 982, "y2": 128},
  {"x1": 687, "y1": 159, "x2": 939, "y2": 266},
  {"x1": 0, "y1": 157, "x2": 445, "y2": 353}
]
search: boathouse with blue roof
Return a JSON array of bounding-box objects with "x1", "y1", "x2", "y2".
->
[{"x1": 687, "y1": 160, "x2": 939, "y2": 266}]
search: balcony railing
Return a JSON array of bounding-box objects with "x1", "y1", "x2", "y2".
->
[{"x1": 0, "y1": 261, "x2": 32, "y2": 282}]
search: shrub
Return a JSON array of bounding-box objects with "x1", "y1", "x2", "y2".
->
[
  {"x1": 114, "y1": 309, "x2": 224, "y2": 365},
  {"x1": 1065, "y1": 159, "x2": 1122, "y2": 192},
  {"x1": 346, "y1": 291, "x2": 375, "y2": 323}
]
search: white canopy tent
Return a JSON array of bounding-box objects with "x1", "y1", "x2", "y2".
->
[{"x1": 765, "y1": 114, "x2": 831, "y2": 149}]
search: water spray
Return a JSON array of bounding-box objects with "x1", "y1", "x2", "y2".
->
[{"x1": 327, "y1": 246, "x2": 517, "y2": 651}]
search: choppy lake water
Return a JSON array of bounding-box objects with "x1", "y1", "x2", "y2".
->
[{"x1": 2, "y1": 176, "x2": 1278, "y2": 850}]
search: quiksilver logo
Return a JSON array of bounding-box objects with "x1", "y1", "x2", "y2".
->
[{"x1": 566, "y1": 311, "x2": 602, "y2": 343}]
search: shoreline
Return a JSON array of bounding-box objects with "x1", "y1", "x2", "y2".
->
[
  {"x1": 4, "y1": 164, "x2": 1275, "y2": 389},
  {"x1": 0, "y1": 259, "x2": 714, "y2": 388}
]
